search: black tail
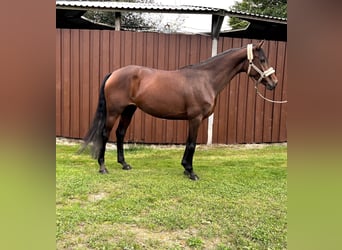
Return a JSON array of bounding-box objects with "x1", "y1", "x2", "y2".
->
[{"x1": 78, "y1": 73, "x2": 112, "y2": 158}]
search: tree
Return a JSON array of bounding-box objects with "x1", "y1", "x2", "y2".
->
[{"x1": 229, "y1": 0, "x2": 287, "y2": 30}]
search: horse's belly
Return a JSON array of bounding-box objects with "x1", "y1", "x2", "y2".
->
[
  {"x1": 137, "y1": 97, "x2": 188, "y2": 119},
  {"x1": 133, "y1": 89, "x2": 188, "y2": 119},
  {"x1": 131, "y1": 71, "x2": 194, "y2": 119}
]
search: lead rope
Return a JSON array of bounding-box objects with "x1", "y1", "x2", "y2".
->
[
  {"x1": 247, "y1": 44, "x2": 288, "y2": 104},
  {"x1": 254, "y1": 82, "x2": 288, "y2": 104}
]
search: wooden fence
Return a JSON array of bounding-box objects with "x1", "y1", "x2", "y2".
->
[{"x1": 56, "y1": 29, "x2": 287, "y2": 144}]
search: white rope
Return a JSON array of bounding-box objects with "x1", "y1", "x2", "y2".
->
[{"x1": 254, "y1": 83, "x2": 288, "y2": 104}]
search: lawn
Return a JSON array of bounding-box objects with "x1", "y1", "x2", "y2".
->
[{"x1": 56, "y1": 143, "x2": 287, "y2": 249}]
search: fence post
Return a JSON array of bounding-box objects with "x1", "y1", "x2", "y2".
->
[{"x1": 207, "y1": 37, "x2": 218, "y2": 145}]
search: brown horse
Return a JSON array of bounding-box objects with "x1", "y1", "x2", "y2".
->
[{"x1": 80, "y1": 41, "x2": 278, "y2": 180}]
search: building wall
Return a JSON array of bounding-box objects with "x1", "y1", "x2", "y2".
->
[{"x1": 56, "y1": 29, "x2": 287, "y2": 144}]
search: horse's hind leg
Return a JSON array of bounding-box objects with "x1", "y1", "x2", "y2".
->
[
  {"x1": 98, "y1": 132, "x2": 109, "y2": 174},
  {"x1": 98, "y1": 114, "x2": 118, "y2": 174},
  {"x1": 116, "y1": 105, "x2": 137, "y2": 170}
]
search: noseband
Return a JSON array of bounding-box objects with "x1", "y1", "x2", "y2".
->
[{"x1": 247, "y1": 44, "x2": 275, "y2": 83}]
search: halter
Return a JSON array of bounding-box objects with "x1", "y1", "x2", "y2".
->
[
  {"x1": 247, "y1": 44, "x2": 288, "y2": 104},
  {"x1": 247, "y1": 44, "x2": 275, "y2": 83}
]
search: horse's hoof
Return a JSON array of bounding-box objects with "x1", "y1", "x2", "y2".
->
[
  {"x1": 189, "y1": 174, "x2": 199, "y2": 181},
  {"x1": 122, "y1": 164, "x2": 132, "y2": 170},
  {"x1": 99, "y1": 168, "x2": 109, "y2": 174},
  {"x1": 184, "y1": 170, "x2": 190, "y2": 176},
  {"x1": 184, "y1": 170, "x2": 199, "y2": 180}
]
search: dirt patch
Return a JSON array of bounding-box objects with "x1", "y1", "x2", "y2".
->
[
  {"x1": 88, "y1": 192, "x2": 108, "y2": 202},
  {"x1": 107, "y1": 223, "x2": 224, "y2": 249}
]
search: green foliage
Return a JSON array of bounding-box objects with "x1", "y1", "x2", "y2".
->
[
  {"x1": 83, "y1": 0, "x2": 160, "y2": 30},
  {"x1": 229, "y1": 0, "x2": 287, "y2": 30},
  {"x1": 56, "y1": 143, "x2": 287, "y2": 249}
]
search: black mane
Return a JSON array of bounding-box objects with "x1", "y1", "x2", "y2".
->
[{"x1": 180, "y1": 48, "x2": 240, "y2": 70}]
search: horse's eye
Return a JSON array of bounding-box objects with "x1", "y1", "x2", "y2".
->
[{"x1": 260, "y1": 58, "x2": 266, "y2": 63}]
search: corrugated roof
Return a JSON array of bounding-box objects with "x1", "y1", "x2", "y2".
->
[
  {"x1": 56, "y1": 1, "x2": 286, "y2": 24},
  {"x1": 56, "y1": 1, "x2": 225, "y2": 14},
  {"x1": 227, "y1": 10, "x2": 287, "y2": 23}
]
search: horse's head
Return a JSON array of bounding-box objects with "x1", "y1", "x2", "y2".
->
[{"x1": 246, "y1": 41, "x2": 278, "y2": 90}]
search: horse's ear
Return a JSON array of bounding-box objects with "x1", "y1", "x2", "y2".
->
[{"x1": 256, "y1": 40, "x2": 265, "y2": 49}]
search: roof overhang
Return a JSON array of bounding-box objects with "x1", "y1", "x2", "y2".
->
[
  {"x1": 56, "y1": 1, "x2": 287, "y2": 41},
  {"x1": 56, "y1": 1, "x2": 228, "y2": 16},
  {"x1": 56, "y1": 9, "x2": 115, "y2": 30},
  {"x1": 219, "y1": 18, "x2": 287, "y2": 41}
]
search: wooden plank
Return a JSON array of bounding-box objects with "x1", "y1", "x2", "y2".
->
[
  {"x1": 100, "y1": 30, "x2": 110, "y2": 78},
  {"x1": 109, "y1": 31, "x2": 114, "y2": 71},
  {"x1": 89, "y1": 30, "x2": 100, "y2": 126},
  {"x1": 61, "y1": 29, "x2": 71, "y2": 137},
  {"x1": 56, "y1": 29, "x2": 62, "y2": 136},
  {"x1": 262, "y1": 40, "x2": 277, "y2": 142},
  {"x1": 123, "y1": 31, "x2": 133, "y2": 67},
  {"x1": 279, "y1": 42, "x2": 288, "y2": 141},
  {"x1": 79, "y1": 30, "x2": 91, "y2": 138},
  {"x1": 271, "y1": 41, "x2": 285, "y2": 142},
  {"x1": 70, "y1": 29, "x2": 80, "y2": 138},
  {"x1": 113, "y1": 31, "x2": 121, "y2": 70}
]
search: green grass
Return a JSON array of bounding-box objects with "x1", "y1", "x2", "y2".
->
[{"x1": 56, "y1": 143, "x2": 287, "y2": 249}]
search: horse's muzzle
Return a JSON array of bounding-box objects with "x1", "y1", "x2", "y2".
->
[
  {"x1": 267, "y1": 72, "x2": 278, "y2": 90},
  {"x1": 266, "y1": 81, "x2": 278, "y2": 90}
]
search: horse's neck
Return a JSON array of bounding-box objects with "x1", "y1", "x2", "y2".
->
[{"x1": 208, "y1": 48, "x2": 247, "y2": 95}]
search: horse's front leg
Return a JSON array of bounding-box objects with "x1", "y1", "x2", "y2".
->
[
  {"x1": 182, "y1": 118, "x2": 201, "y2": 180},
  {"x1": 182, "y1": 141, "x2": 199, "y2": 180}
]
